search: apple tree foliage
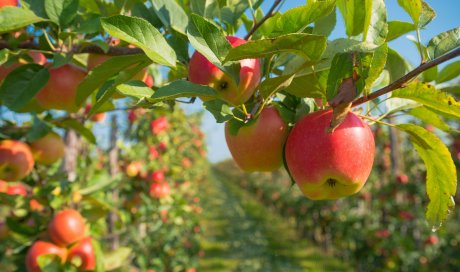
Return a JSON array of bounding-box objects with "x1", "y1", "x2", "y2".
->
[{"x1": 0, "y1": 0, "x2": 459, "y2": 254}]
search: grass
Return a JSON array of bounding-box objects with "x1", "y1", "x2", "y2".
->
[{"x1": 198, "y1": 167, "x2": 350, "y2": 272}]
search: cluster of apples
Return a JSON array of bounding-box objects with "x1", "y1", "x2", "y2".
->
[
  {"x1": 189, "y1": 36, "x2": 375, "y2": 200},
  {"x1": 0, "y1": 48, "x2": 153, "y2": 115},
  {"x1": 26, "y1": 209, "x2": 96, "y2": 272},
  {"x1": 0, "y1": 132, "x2": 65, "y2": 182}
]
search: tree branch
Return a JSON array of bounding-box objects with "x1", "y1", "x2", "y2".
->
[
  {"x1": 352, "y1": 47, "x2": 460, "y2": 107},
  {"x1": 0, "y1": 40, "x2": 143, "y2": 56},
  {"x1": 244, "y1": 0, "x2": 282, "y2": 40}
]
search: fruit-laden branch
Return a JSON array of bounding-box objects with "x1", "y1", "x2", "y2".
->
[
  {"x1": 352, "y1": 47, "x2": 460, "y2": 107},
  {"x1": 0, "y1": 41, "x2": 143, "y2": 55},
  {"x1": 244, "y1": 0, "x2": 283, "y2": 40}
]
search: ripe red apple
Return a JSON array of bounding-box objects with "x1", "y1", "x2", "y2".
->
[
  {"x1": 0, "y1": 0, "x2": 18, "y2": 7},
  {"x1": 150, "y1": 116, "x2": 169, "y2": 134},
  {"x1": 7, "y1": 183, "x2": 27, "y2": 196},
  {"x1": 144, "y1": 74, "x2": 154, "y2": 87},
  {"x1": 150, "y1": 170, "x2": 165, "y2": 183},
  {"x1": 158, "y1": 142, "x2": 167, "y2": 152},
  {"x1": 189, "y1": 36, "x2": 261, "y2": 105},
  {"x1": 26, "y1": 241, "x2": 67, "y2": 272},
  {"x1": 29, "y1": 132, "x2": 65, "y2": 165},
  {"x1": 36, "y1": 64, "x2": 86, "y2": 113},
  {"x1": 285, "y1": 110, "x2": 375, "y2": 200},
  {"x1": 84, "y1": 104, "x2": 106, "y2": 123},
  {"x1": 149, "y1": 146, "x2": 159, "y2": 159},
  {"x1": 425, "y1": 235, "x2": 439, "y2": 245},
  {"x1": 68, "y1": 237, "x2": 96, "y2": 271},
  {"x1": 0, "y1": 139, "x2": 35, "y2": 181},
  {"x1": 396, "y1": 174, "x2": 409, "y2": 184},
  {"x1": 149, "y1": 182, "x2": 170, "y2": 199},
  {"x1": 48, "y1": 209, "x2": 86, "y2": 247},
  {"x1": 225, "y1": 106, "x2": 289, "y2": 172}
]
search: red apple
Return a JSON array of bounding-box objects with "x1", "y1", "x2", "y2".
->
[
  {"x1": 48, "y1": 209, "x2": 86, "y2": 247},
  {"x1": 36, "y1": 64, "x2": 86, "y2": 112},
  {"x1": 0, "y1": 179, "x2": 8, "y2": 192},
  {"x1": 396, "y1": 174, "x2": 409, "y2": 184},
  {"x1": 144, "y1": 74, "x2": 154, "y2": 87},
  {"x1": 225, "y1": 106, "x2": 289, "y2": 172},
  {"x1": 158, "y1": 142, "x2": 167, "y2": 152},
  {"x1": 149, "y1": 146, "x2": 159, "y2": 159},
  {"x1": 26, "y1": 241, "x2": 67, "y2": 272},
  {"x1": 0, "y1": 140, "x2": 35, "y2": 181},
  {"x1": 181, "y1": 157, "x2": 192, "y2": 168},
  {"x1": 150, "y1": 171, "x2": 165, "y2": 183},
  {"x1": 285, "y1": 110, "x2": 375, "y2": 200},
  {"x1": 7, "y1": 183, "x2": 27, "y2": 196},
  {"x1": 0, "y1": 0, "x2": 18, "y2": 7},
  {"x1": 29, "y1": 132, "x2": 65, "y2": 165},
  {"x1": 149, "y1": 182, "x2": 170, "y2": 199},
  {"x1": 425, "y1": 235, "x2": 439, "y2": 245},
  {"x1": 84, "y1": 104, "x2": 106, "y2": 123},
  {"x1": 68, "y1": 237, "x2": 96, "y2": 271},
  {"x1": 150, "y1": 116, "x2": 169, "y2": 134},
  {"x1": 189, "y1": 36, "x2": 261, "y2": 105},
  {"x1": 29, "y1": 199, "x2": 44, "y2": 211}
]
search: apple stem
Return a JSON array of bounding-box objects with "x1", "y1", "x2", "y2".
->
[{"x1": 352, "y1": 47, "x2": 460, "y2": 107}]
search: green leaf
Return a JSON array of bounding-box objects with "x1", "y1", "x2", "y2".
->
[
  {"x1": 365, "y1": 43, "x2": 388, "y2": 91},
  {"x1": 151, "y1": 80, "x2": 217, "y2": 101},
  {"x1": 0, "y1": 6, "x2": 48, "y2": 34},
  {"x1": 409, "y1": 106, "x2": 452, "y2": 132},
  {"x1": 150, "y1": 0, "x2": 189, "y2": 35},
  {"x1": 101, "y1": 15, "x2": 177, "y2": 67},
  {"x1": 0, "y1": 49, "x2": 9, "y2": 65},
  {"x1": 397, "y1": 0, "x2": 422, "y2": 26},
  {"x1": 437, "y1": 60, "x2": 460, "y2": 83},
  {"x1": 396, "y1": 124, "x2": 456, "y2": 227},
  {"x1": 90, "y1": 63, "x2": 149, "y2": 116},
  {"x1": 285, "y1": 70, "x2": 328, "y2": 98},
  {"x1": 116, "y1": 81, "x2": 154, "y2": 100},
  {"x1": 44, "y1": 0, "x2": 78, "y2": 27},
  {"x1": 56, "y1": 119, "x2": 96, "y2": 144},
  {"x1": 190, "y1": 0, "x2": 221, "y2": 19},
  {"x1": 260, "y1": 0, "x2": 336, "y2": 37},
  {"x1": 259, "y1": 74, "x2": 296, "y2": 99},
  {"x1": 0, "y1": 64, "x2": 49, "y2": 111},
  {"x1": 187, "y1": 14, "x2": 232, "y2": 66},
  {"x1": 387, "y1": 21, "x2": 415, "y2": 41},
  {"x1": 313, "y1": 6, "x2": 336, "y2": 37},
  {"x1": 131, "y1": 3, "x2": 162, "y2": 28},
  {"x1": 326, "y1": 53, "x2": 354, "y2": 100},
  {"x1": 76, "y1": 54, "x2": 150, "y2": 106},
  {"x1": 442, "y1": 85, "x2": 460, "y2": 96},
  {"x1": 392, "y1": 82, "x2": 460, "y2": 119},
  {"x1": 426, "y1": 27, "x2": 460, "y2": 60},
  {"x1": 225, "y1": 33, "x2": 327, "y2": 62},
  {"x1": 26, "y1": 116, "x2": 52, "y2": 142},
  {"x1": 103, "y1": 247, "x2": 132, "y2": 271},
  {"x1": 37, "y1": 254, "x2": 61, "y2": 272},
  {"x1": 419, "y1": 1, "x2": 436, "y2": 27},
  {"x1": 203, "y1": 99, "x2": 234, "y2": 123},
  {"x1": 362, "y1": 0, "x2": 387, "y2": 45},
  {"x1": 22, "y1": 0, "x2": 48, "y2": 19},
  {"x1": 421, "y1": 66, "x2": 437, "y2": 82},
  {"x1": 385, "y1": 48, "x2": 409, "y2": 83},
  {"x1": 338, "y1": 0, "x2": 371, "y2": 37}
]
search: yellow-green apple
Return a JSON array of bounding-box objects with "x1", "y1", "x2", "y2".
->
[
  {"x1": 225, "y1": 106, "x2": 289, "y2": 172},
  {"x1": 26, "y1": 241, "x2": 67, "y2": 272},
  {"x1": 125, "y1": 161, "x2": 143, "y2": 177},
  {"x1": 29, "y1": 132, "x2": 65, "y2": 165},
  {"x1": 285, "y1": 110, "x2": 375, "y2": 200},
  {"x1": 36, "y1": 64, "x2": 86, "y2": 112},
  {"x1": 48, "y1": 209, "x2": 86, "y2": 246},
  {"x1": 0, "y1": 140, "x2": 35, "y2": 181},
  {"x1": 0, "y1": 0, "x2": 18, "y2": 8},
  {"x1": 68, "y1": 237, "x2": 96, "y2": 271},
  {"x1": 188, "y1": 36, "x2": 261, "y2": 105}
]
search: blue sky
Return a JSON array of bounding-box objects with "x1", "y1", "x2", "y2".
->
[{"x1": 183, "y1": 0, "x2": 460, "y2": 163}]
